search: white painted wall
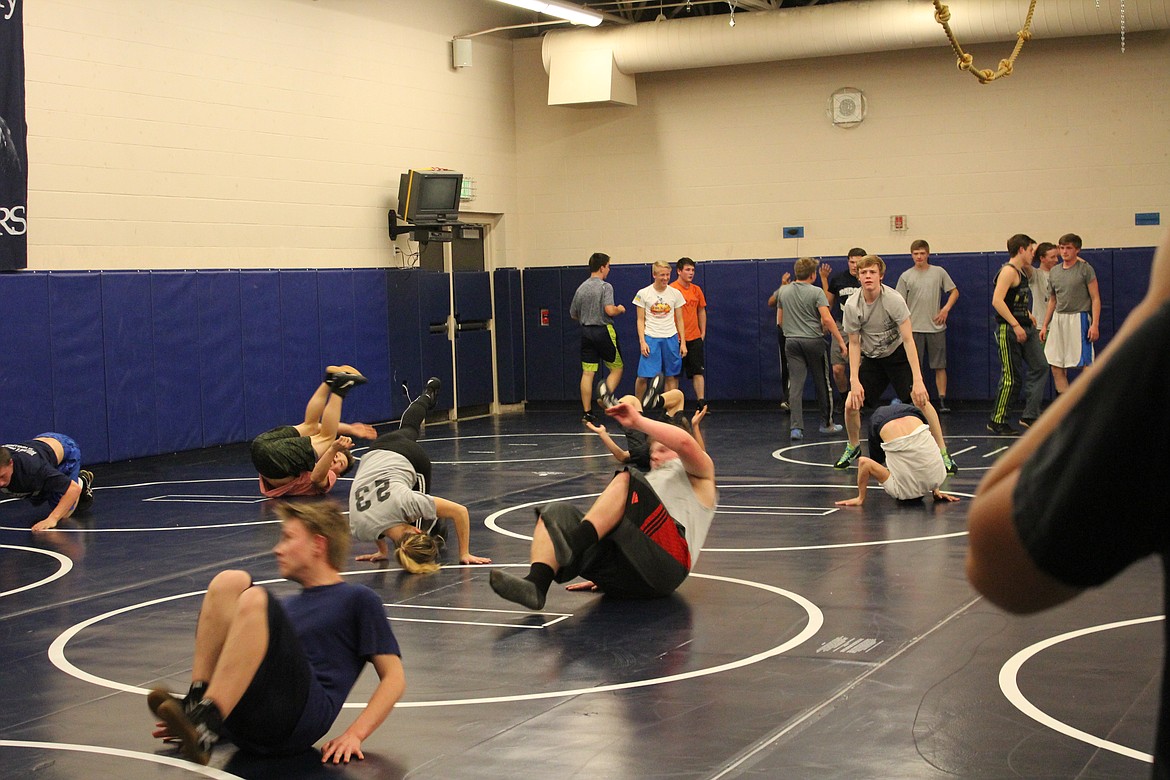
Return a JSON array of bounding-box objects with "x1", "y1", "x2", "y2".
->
[
  {"x1": 23, "y1": 0, "x2": 520, "y2": 269},
  {"x1": 20, "y1": 3, "x2": 1170, "y2": 271},
  {"x1": 511, "y1": 31, "x2": 1170, "y2": 267}
]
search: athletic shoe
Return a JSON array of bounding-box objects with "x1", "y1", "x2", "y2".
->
[
  {"x1": 422, "y1": 376, "x2": 441, "y2": 406},
  {"x1": 790, "y1": 427, "x2": 803, "y2": 441},
  {"x1": 937, "y1": 400, "x2": 951, "y2": 413},
  {"x1": 818, "y1": 423, "x2": 844, "y2": 435},
  {"x1": 697, "y1": 398, "x2": 707, "y2": 412},
  {"x1": 594, "y1": 378, "x2": 617, "y2": 410},
  {"x1": 153, "y1": 692, "x2": 221, "y2": 765},
  {"x1": 77, "y1": 469, "x2": 95, "y2": 512},
  {"x1": 326, "y1": 371, "x2": 367, "y2": 398},
  {"x1": 986, "y1": 420, "x2": 1018, "y2": 436},
  {"x1": 641, "y1": 374, "x2": 665, "y2": 413},
  {"x1": 1018, "y1": 417, "x2": 1036, "y2": 429},
  {"x1": 489, "y1": 569, "x2": 546, "y2": 610},
  {"x1": 780, "y1": 401, "x2": 790, "y2": 412},
  {"x1": 942, "y1": 452, "x2": 958, "y2": 475},
  {"x1": 581, "y1": 411, "x2": 598, "y2": 426},
  {"x1": 834, "y1": 443, "x2": 861, "y2": 469}
]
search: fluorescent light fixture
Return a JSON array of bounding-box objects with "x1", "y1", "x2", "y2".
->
[{"x1": 492, "y1": 0, "x2": 604, "y2": 27}]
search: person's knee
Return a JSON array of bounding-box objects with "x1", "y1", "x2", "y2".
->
[
  {"x1": 236, "y1": 585, "x2": 269, "y2": 618},
  {"x1": 209, "y1": 569, "x2": 253, "y2": 596}
]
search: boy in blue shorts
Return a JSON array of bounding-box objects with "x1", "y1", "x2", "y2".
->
[
  {"x1": 1, "y1": 433, "x2": 94, "y2": 531},
  {"x1": 634, "y1": 260, "x2": 687, "y2": 400}
]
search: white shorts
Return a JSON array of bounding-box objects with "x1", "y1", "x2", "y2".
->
[{"x1": 1044, "y1": 311, "x2": 1094, "y2": 368}]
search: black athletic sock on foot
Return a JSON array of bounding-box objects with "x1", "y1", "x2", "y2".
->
[
  {"x1": 525, "y1": 562, "x2": 555, "y2": 595},
  {"x1": 567, "y1": 520, "x2": 600, "y2": 556}
]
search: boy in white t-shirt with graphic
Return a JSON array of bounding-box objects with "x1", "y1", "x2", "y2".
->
[{"x1": 633, "y1": 260, "x2": 687, "y2": 399}]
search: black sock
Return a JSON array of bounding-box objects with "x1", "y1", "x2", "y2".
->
[
  {"x1": 524, "y1": 562, "x2": 555, "y2": 595},
  {"x1": 568, "y1": 520, "x2": 600, "y2": 555}
]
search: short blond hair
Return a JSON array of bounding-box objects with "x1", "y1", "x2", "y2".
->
[
  {"x1": 856, "y1": 254, "x2": 886, "y2": 276},
  {"x1": 794, "y1": 257, "x2": 818, "y2": 280},
  {"x1": 274, "y1": 501, "x2": 350, "y2": 571}
]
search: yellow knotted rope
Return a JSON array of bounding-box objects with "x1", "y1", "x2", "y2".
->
[{"x1": 932, "y1": 0, "x2": 1038, "y2": 83}]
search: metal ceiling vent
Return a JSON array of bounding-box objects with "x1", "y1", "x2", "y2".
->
[{"x1": 830, "y1": 87, "x2": 865, "y2": 127}]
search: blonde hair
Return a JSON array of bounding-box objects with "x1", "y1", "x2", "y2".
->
[
  {"x1": 856, "y1": 254, "x2": 886, "y2": 276},
  {"x1": 275, "y1": 500, "x2": 350, "y2": 571},
  {"x1": 793, "y1": 257, "x2": 818, "y2": 280},
  {"x1": 396, "y1": 531, "x2": 443, "y2": 575}
]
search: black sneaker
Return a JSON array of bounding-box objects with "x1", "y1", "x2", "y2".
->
[
  {"x1": 1018, "y1": 417, "x2": 1036, "y2": 429},
  {"x1": 834, "y1": 443, "x2": 861, "y2": 469},
  {"x1": 154, "y1": 692, "x2": 222, "y2": 765},
  {"x1": 77, "y1": 469, "x2": 95, "y2": 512},
  {"x1": 641, "y1": 374, "x2": 665, "y2": 413},
  {"x1": 582, "y1": 411, "x2": 598, "y2": 426},
  {"x1": 422, "y1": 376, "x2": 441, "y2": 406},
  {"x1": 327, "y1": 371, "x2": 367, "y2": 398},
  {"x1": 937, "y1": 399, "x2": 951, "y2": 413},
  {"x1": 595, "y1": 378, "x2": 617, "y2": 410},
  {"x1": 986, "y1": 420, "x2": 1019, "y2": 436}
]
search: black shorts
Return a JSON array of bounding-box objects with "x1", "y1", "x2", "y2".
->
[
  {"x1": 868, "y1": 403, "x2": 926, "y2": 466},
  {"x1": 250, "y1": 427, "x2": 316, "y2": 480},
  {"x1": 858, "y1": 345, "x2": 915, "y2": 410},
  {"x1": 224, "y1": 588, "x2": 312, "y2": 754},
  {"x1": 539, "y1": 470, "x2": 689, "y2": 598},
  {"x1": 580, "y1": 324, "x2": 622, "y2": 371},
  {"x1": 369, "y1": 432, "x2": 433, "y2": 493},
  {"x1": 682, "y1": 338, "x2": 705, "y2": 378}
]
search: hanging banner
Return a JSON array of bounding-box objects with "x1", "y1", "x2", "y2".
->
[{"x1": 1, "y1": 0, "x2": 28, "y2": 270}]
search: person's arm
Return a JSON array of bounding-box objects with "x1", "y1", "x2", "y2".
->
[
  {"x1": 846, "y1": 331, "x2": 864, "y2": 410},
  {"x1": 310, "y1": 436, "x2": 352, "y2": 491},
  {"x1": 1087, "y1": 277, "x2": 1102, "y2": 341},
  {"x1": 898, "y1": 318, "x2": 929, "y2": 406},
  {"x1": 775, "y1": 298, "x2": 784, "y2": 328},
  {"x1": 935, "y1": 286, "x2": 959, "y2": 326},
  {"x1": 1040, "y1": 293, "x2": 1057, "y2": 340},
  {"x1": 932, "y1": 488, "x2": 960, "y2": 503},
  {"x1": 675, "y1": 307, "x2": 687, "y2": 357},
  {"x1": 690, "y1": 405, "x2": 708, "y2": 452},
  {"x1": 697, "y1": 305, "x2": 706, "y2": 341},
  {"x1": 835, "y1": 457, "x2": 888, "y2": 507},
  {"x1": 320, "y1": 653, "x2": 406, "y2": 764},
  {"x1": 585, "y1": 422, "x2": 631, "y2": 463},
  {"x1": 31, "y1": 480, "x2": 83, "y2": 532},
  {"x1": 637, "y1": 306, "x2": 649, "y2": 357},
  {"x1": 338, "y1": 423, "x2": 377, "y2": 440},
  {"x1": 433, "y1": 496, "x2": 491, "y2": 565},
  {"x1": 605, "y1": 402, "x2": 714, "y2": 482},
  {"x1": 355, "y1": 536, "x2": 391, "y2": 563},
  {"x1": 820, "y1": 264, "x2": 833, "y2": 302},
  {"x1": 990, "y1": 267, "x2": 1026, "y2": 344},
  {"x1": 604, "y1": 302, "x2": 625, "y2": 317},
  {"x1": 819, "y1": 305, "x2": 847, "y2": 358}
]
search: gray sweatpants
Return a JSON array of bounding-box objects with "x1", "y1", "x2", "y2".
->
[{"x1": 785, "y1": 337, "x2": 834, "y2": 430}]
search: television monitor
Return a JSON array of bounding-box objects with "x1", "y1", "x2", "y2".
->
[{"x1": 397, "y1": 170, "x2": 463, "y2": 224}]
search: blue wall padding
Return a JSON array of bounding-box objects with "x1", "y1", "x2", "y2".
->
[
  {"x1": 348, "y1": 269, "x2": 392, "y2": 425},
  {"x1": 1110, "y1": 248, "x2": 1155, "y2": 339},
  {"x1": 386, "y1": 269, "x2": 423, "y2": 419},
  {"x1": 453, "y1": 272, "x2": 494, "y2": 407},
  {"x1": 278, "y1": 271, "x2": 322, "y2": 425},
  {"x1": 102, "y1": 272, "x2": 159, "y2": 461},
  {"x1": 493, "y1": 268, "x2": 524, "y2": 405},
  {"x1": 704, "y1": 260, "x2": 763, "y2": 400},
  {"x1": 420, "y1": 273, "x2": 454, "y2": 411},
  {"x1": 48, "y1": 272, "x2": 110, "y2": 463},
  {"x1": 522, "y1": 268, "x2": 565, "y2": 401},
  {"x1": 1081, "y1": 249, "x2": 1114, "y2": 351},
  {"x1": 0, "y1": 273, "x2": 55, "y2": 442},
  {"x1": 196, "y1": 271, "x2": 245, "y2": 447},
  {"x1": 240, "y1": 271, "x2": 285, "y2": 439},
  {"x1": 454, "y1": 271, "x2": 492, "y2": 323},
  {"x1": 923, "y1": 252, "x2": 988, "y2": 403},
  {"x1": 151, "y1": 271, "x2": 203, "y2": 454}
]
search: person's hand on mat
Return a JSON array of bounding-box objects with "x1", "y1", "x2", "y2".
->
[
  {"x1": 835, "y1": 496, "x2": 864, "y2": 507},
  {"x1": 565, "y1": 580, "x2": 599, "y2": 592},
  {"x1": 460, "y1": 553, "x2": 492, "y2": 565},
  {"x1": 355, "y1": 550, "x2": 388, "y2": 563},
  {"x1": 321, "y1": 732, "x2": 365, "y2": 764},
  {"x1": 932, "y1": 490, "x2": 960, "y2": 503},
  {"x1": 31, "y1": 517, "x2": 60, "y2": 532}
]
